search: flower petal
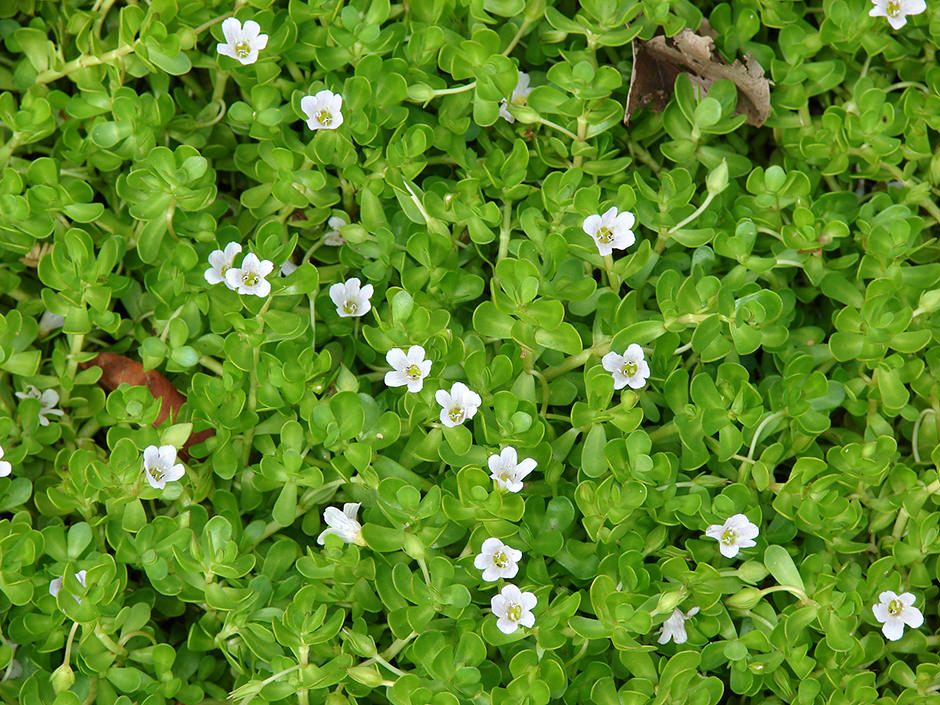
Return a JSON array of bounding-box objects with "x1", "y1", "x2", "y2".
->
[
  {"x1": 221, "y1": 17, "x2": 241, "y2": 44},
  {"x1": 582, "y1": 214, "x2": 602, "y2": 236},
  {"x1": 882, "y1": 618, "x2": 905, "y2": 641}
]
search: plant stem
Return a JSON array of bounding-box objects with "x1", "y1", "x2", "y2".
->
[
  {"x1": 35, "y1": 44, "x2": 135, "y2": 84},
  {"x1": 497, "y1": 201, "x2": 512, "y2": 261}
]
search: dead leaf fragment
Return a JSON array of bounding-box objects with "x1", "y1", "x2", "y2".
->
[
  {"x1": 625, "y1": 23, "x2": 771, "y2": 127},
  {"x1": 81, "y1": 352, "x2": 214, "y2": 456}
]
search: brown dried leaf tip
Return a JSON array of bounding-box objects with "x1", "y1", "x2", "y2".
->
[
  {"x1": 81, "y1": 352, "x2": 215, "y2": 457},
  {"x1": 625, "y1": 22, "x2": 772, "y2": 127}
]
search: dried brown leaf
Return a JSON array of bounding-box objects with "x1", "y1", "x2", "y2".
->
[{"x1": 625, "y1": 24, "x2": 771, "y2": 127}]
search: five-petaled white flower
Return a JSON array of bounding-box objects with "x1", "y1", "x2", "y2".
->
[
  {"x1": 873, "y1": 591, "x2": 924, "y2": 641},
  {"x1": 225, "y1": 252, "x2": 275, "y2": 298},
  {"x1": 143, "y1": 445, "x2": 185, "y2": 491},
  {"x1": 329, "y1": 277, "x2": 373, "y2": 318},
  {"x1": 317, "y1": 503, "x2": 366, "y2": 546},
  {"x1": 15, "y1": 385, "x2": 64, "y2": 426},
  {"x1": 657, "y1": 607, "x2": 700, "y2": 644},
  {"x1": 435, "y1": 382, "x2": 482, "y2": 428},
  {"x1": 217, "y1": 17, "x2": 269, "y2": 65},
  {"x1": 582, "y1": 207, "x2": 637, "y2": 256},
  {"x1": 499, "y1": 71, "x2": 533, "y2": 124},
  {"x1": 204, "y1": 242, "x2": 242, "y2": 289},
  {"x1": 491, "y1": 584, "x2": 537, "y2": 634},
  {"x1": 49, "y1": 570, "x2": 87, "y2": 603},
  {"x1": 869, "y1": 0, "x2": 926, "y2": 29},
  {"x1": 474, "y1": 538, "x2": 522, "y2": 582},
  {"x1": 0, "y1": 445, "x2": 11, "y2": 477},
  {"x1": 705, "y1": 514, "x2": 759, "y2": 558},
  {"x1": 488, "y1": 447, "x2": 537, "y2": 493},
  {"x1": 301, "y1": 90, "x2": 344, "y2": 131},
  {"x1": 385, "y1": 346, "x2": 432, "y2": 393},
  {"x1": 323, "y1": 215, "x2": 347, "y2": 246},
  {"x1": 602, "y1": 344, "x2": 651, "y2": 390}
]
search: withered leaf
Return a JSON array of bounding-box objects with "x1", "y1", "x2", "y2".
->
[
  {"x1": 625, "y1": 23, "x2": 771, "y2": 127},
  {"x1": 81, "y1": 352, "x2": 214, "y2": 457}
]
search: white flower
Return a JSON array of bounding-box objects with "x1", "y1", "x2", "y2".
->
[
  {"x1": 657, "y1": 607, "x2": 700, "y2": 644},
  {"x1": 279, "y1": 260, "x2": 298, "y2": 277},
  {"x1": 602, "y1": 343, "x2": 651, "y2": 390},
  {"x1": 0, "y1": 445, "x2": 10, "y2": 477},
  {"x1": 474, "y1": 538, "x2": 522, "y2": 582},
  {"x1": 38, "y1": 311, "x2": 65, "y2": 337},
  {"x1": 317, "y1": 503, "x2": 366, "y2": 546},
  {"x1": 491, "y1": 584, "x2": 537, "y2": 634},
  {"x1": 217, "y1": 17, "x2": 268, "y2": 65},
  {"x1": 15, "y1": 385, "x2": 64, "y2": 426},
  {"x1": 323, "y1": 215, "x2": 347, "y2": 246},
  {"x1": 435, "y1": 382, "x2": 482, "y2": 428},
  {"x1": 225, "y1": 252, "x2": 275, "y2": 298},
  {"x1": 488, "y1": 446, "x2": 537, "y2": 493},
  {"x1": 301, "y1": 90, "x2": 344, "y2": 131},
  {"x1": 499, "y1": 71, "x2": 533, "y2": 123},
  {"x1": 869, "y1": 0, "x2": 926, "y2": 29},
  {"x1": 204, "y1": 242, "x2": 242, "y2": 289},
  {"x1": 49, "y1": 570, "x2": 87, "y2": 603},
  {"x1": 873, "y1": 591, "x2": 924, "y2": 641},
  {"x1": 329, "y1": 277, "x2": 373, "y2": 318},
  {"x1": 143, "y1": 445, "x2": 185, "y2": 491},
  {"x1": 704, "y1": 514, "x2": 759, "y2": 558},
  {"x1": 384, "y1": 346, "x2": 432, "y2": 393},
  {"x1": 582, "y1": 207, "x2": 637, "y2": 256}
]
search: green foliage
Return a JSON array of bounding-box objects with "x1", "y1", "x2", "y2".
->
[{"x1": 1, "y1": 0, "x2": 939, "y2": 704}]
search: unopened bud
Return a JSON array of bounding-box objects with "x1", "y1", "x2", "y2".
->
[
  {"x1": 706, "y1": 159, "x2": 729, "y2": 195},
  {"x1": 726, "y1": 587, "x2": 762, "y2": 610},
  {"x1": 51, "y1": 664, "x2": 75, "y2": 693}
]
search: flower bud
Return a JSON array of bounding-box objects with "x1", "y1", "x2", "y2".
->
[
  {"x1": 706, "y1": 159, "x2": 729, "y2": 195},
  {"x1": 726, "y1": 587, "x2": 762, "y2": 610},
  {"x1": 51, "y1": 664, "x2": 75, "y2": 693},
  {"x1": 737, "y1": 561, "x2": 770, "y2": 584},
  {"x1": 325, "y1": 694, "x2": 349, "y2": 705},
  {"x1": 402, "y1": 533, "x2": 426, "y2": 560},
  {"x1": 407, "y1": 84, "x2": 435, "y2": 102},
  {"x1": 343, "y1": 629, "x2": 378, "y2": 658},
  {"x1": 654, "y1": 590, "x2": 685, "y2": 615},
  {"x1": 346, "y1": 665, "x2": 384, "y2": 687}
]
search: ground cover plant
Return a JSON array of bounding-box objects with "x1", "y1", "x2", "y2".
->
[{"x1": 1, "y1": 0, "x2": 940, "y2": 703}]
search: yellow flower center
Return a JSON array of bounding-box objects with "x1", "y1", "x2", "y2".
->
[
  {"x1": 448, "y1": 406, "x2": 464, "y2": 423},
  {"x1": 149, "y1": 467, "x2": 165, "y2": 482},
  {"x1": 621, "y1": 361, "x2": 638, "y2": 378},
  {"x1": 499, "y1": 471, "x2": 511, "y2": 482},
  {"x1": 507, "y1": 604, "x2": 522, "y2": 622},
  {"x1": 596, "y1": 226, "x2": 613, "y2": 244},
  {"x1": 886, "y1": 0, "x2": 900, "y2": 16},
  {"x1": 343, "y1": 300, "x2": 358, "y2": 314},
  {"x1": 888, "y1": 599, "x2": 903, "y2": 616},
  {"x1": 242, "y1": 271, "x2": 259, "y2": 287},
  {"x1": 235, "y1": 41, "x2": 251, "y2": 58},
  {"x1": 721, "y1": 528, "x2": 737, "y2": 545},
  {"x1": 493, "y1": 551, "x2": 508, "y2": 568},
  {"x1": 317, "y1": 109, "x2": 333, "y2": 126},
  {"x1": 406, "y1": 364, "x2": 422, "y2": 380}
]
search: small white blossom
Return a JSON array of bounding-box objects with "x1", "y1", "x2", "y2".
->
[
  {"x1": 301, "y1": 90, "x2": 344, "y2": 131},
  {"x1": 474, "y1": 538, "x2": 522, "y2": 582},
  {"x1": 204, "y1": 242, "x2": 242, "y2": 289},
  {"x1": 279, "y1": 260, "x2": 298, "y2": 277},
  {"x1": 0, "y1": 445, "x2": 10, "y2": 477},
  {"x1": 385, "y1": 346, "x2": 432, "y2": 393},
  {"x1": 499, "y1": 71, "x2": 533, "y2": 123},
  {"x1": 143, "y1": 445, "x2": 185, "y2": 491},
  {"x1": 435, "y1": 382, "x2": 482, "y2": 428},
  {"x1": 582, "y1": 207, "x2": 637, "y2": 256},
  {"x1": 657, "y1": 607, "x2": 700, "y2": 644},
  {"x1": 217, "y1": 17, "x2": 268, "y2": 65},
  {"x1": 317, "y1": 503, "x2": 366, "y2": 546},
  {"x1": 705, "y1": 514, "x2": 759, "y2": 558},
  {"x1": 873, "y1": 591, "x2": 923, "y2": 641},
  {"x1": 329, "y1": 277, "x2": 373, "y2": 318},
  {"x1": 491, "y1": 584, "x2": 537, "y2": 634},
  {"x1": 323, "y1": 216, "x2": 347, "y2": 246},
  {"x1": 15, "y1": 385, "x2": 64, "y2": 426},
  {"x1": 49, "y1": 570, "x2": 87, "y2": 603},
  {"x1": 488, "y1": 447, "x2": 537, "y2": 493},
  {"x1": 869, "y1": 0, "x2": 926, "y2": 29},
  {"x1": 38, "y1": 311, "x2": 65, "y2": 337},
  {"x1": 602, "y1": 344, "x2": 650, "y2": 390},
  {"x1": 225, "y1": 252, "x2": 275, "y2": 298}
]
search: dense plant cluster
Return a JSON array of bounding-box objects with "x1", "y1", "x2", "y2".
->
[{"x1": 2, "y1": 0, "x2": 940, "y2": 703}]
